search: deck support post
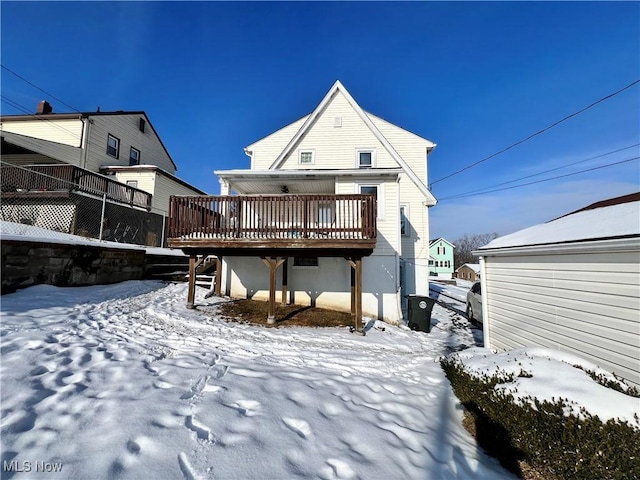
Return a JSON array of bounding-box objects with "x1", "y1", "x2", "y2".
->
[
  {"x1": 262, "y1": 257, "x2": 285, "y2": 324},
  {"x1": 346, "y1": 256, "x2": 365, "y2": 336},
  {"x1": 214, "y1": 255, "x2": 223, "y2": 297},
  {"x1": 281, "y1": 258, "x2": 289, "y2": 305},
  {"x1": 187, "y1": 255, "x2": 197, "y2": 309}
]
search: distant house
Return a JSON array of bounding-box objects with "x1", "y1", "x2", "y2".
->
[
  {"x1": 1, "y1": 101, "x2": 206, "y2": 245},
  {"x1": 429, "y1": 238, "x2": 455, "y2": 278},
  {"x1": 474, "y1": 192, "x2": 640, "y2": 387},
  {"x1": 455, "y1": 263, "x2": 480, "y2": 281},
  {"x1": 168, "y1": 80, "x2": 438, "y2": 325}
]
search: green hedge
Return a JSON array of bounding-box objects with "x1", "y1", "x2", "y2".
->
[{"x1": 441, "y1": 359, "x2": 640, "y2": 479}]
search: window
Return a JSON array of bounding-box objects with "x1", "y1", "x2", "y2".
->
[
  {"x1": 107, "y1": 134, "x2": 120, "y2": 158},
  {"x1": 139, "y1": 118, "x2": 146, "y2": 133},
  {"x1": 356, "y1": 149, "x2": 375, "y2": 168},
  {"x1": 359, "y1": 184, "x2": 383, "y2": 220},
  {"x1": 126, "y1": 180, "x2": 138, "y2": 188},
  {"x1": 293, "y1": 257, "x2": 318, "y2": 267},
  {"x1": 429, "y1": 259, "x2": 434, "y2": 266},
  {"x1": 400, "y1": 205, "x2": 408, "y2": 236},
  {"x1": 317, "y1": 203, "x2": 334, "y2": 225},
  {"x1": 299, "y1": 150, "x2": 315, "y2": 165},
  {"x1": 129, "y1": 147, "x2": 140, "y2": 166}
]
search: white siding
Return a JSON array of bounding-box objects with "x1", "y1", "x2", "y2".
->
[
  {"x1": 248, "y1": 116, "x2": 308, "y2": 169},
  {"x1": 222, "y1": 255, "x2": 402, "y2": 324},
  {"x1": 84, "y1": 114, "x2": 175, "y2": 174},
  {"x1": 278, "y1": 91, "x2": 400, "y2": 170},
  {"x1": 483, "y1": 248, "x2": 640, "y2": 387},
  {"x1": 1, "y1": 118, "x2": 84, "y2": 147}
]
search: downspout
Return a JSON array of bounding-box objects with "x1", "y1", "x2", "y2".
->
[
  {"x1": 80, "y1": 115, "x2": 91, "y2": 169},
  {"x1": 479, "y1": 255, "x2": 491, "y2": 347},
  {"x1": 395, "y1": 174, "x2": 403, "y2": 323}
]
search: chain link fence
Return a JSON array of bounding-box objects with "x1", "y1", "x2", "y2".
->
[{"x1": 1, "y1": 162, "x2": 167, "y2": 247}]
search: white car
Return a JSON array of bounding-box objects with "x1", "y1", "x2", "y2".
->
[{"x1": 466, "y1": 281, "x2": 483, "y2": 324}]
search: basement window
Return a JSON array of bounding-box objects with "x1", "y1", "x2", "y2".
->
[{"x1": 294, "y1": 257, "x2": 319, "y2": 267}]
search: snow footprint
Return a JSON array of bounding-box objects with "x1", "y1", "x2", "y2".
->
[
  {"x1": 180, "y1": 375, "x2": 210, "y2": 400},
  {"x1": 321, "y1": 458, "x2": 355, "y2": 480},
  {"x1": 229, "y1": 400, "x2": 261, "y2": 417},
  {"x1": 282, "y1": 418, "x2": 311, "y2": 439},
  {"x1": 178, "y1": 452, "x2": 202, "y2": 480},
  {"x1": 185, "y1": 415, "x2": 215, "y2": 442}
]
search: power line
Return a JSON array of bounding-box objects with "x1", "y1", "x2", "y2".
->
[
  {"x1": 440, "y1": 144, "x2": 640, "y2": 200},
  {"x1": 437, "y1": 156, "x2": 639, "y2": 201},
  {"x1": 430, "y1": 79, "x2": 640, "y2": 186},
  {"x1": 1, "y1": 64, "x2": 81, "y2": 113}
]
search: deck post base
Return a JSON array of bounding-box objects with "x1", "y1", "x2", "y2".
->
[
  {"x1": 267, "y1": 315, "x2": 276, "y2": 325},
  {"x1": 186, "y1": 303, "x2": 195, "y2": 310}
]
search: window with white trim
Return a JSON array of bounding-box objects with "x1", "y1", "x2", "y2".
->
[
  {"x1": 126, "y1": 180, "x2": 138, "y2": 188},
  {"x1": 356, "y1": 149, "x2": 375, "y2": 168},
  {"x1": 107, "y1": 134, "x2": 120, "y2": 158},
  {"x1": 299, "y1": 150, "x2": 315, "y2": 165},
  {"x1": 129, "y1": 147, "x2": 140, "y2": 166}
]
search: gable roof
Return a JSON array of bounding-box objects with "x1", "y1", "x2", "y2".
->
[
  {"x1": 429, "y1": 237, "x2": 455, "y2": 248},
  {"x1": 479, "y1": 192, "x2": 640, "y2": 250},
  {"x1": 267, "y1": 80, "x2": 437, "y2": 206},
  {"x1": 455, "y1": 263, "x2": 481, "y2": 274}
]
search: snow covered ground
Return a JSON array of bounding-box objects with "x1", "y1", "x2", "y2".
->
[
  {"x1": 1, "y1": 280, "x2": 514, "y2": 480},
  {"x1": 2, "y1": 280, "x2": 636, "y2": 480}
]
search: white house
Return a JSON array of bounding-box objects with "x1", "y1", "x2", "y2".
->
[
  {"x1": 474, "y1": 192, "x2": 640, "y2": 387},
  {"x1": 1, "y1": 101, "x2": 206, "y2": 217},
  {"x1": 213, "y1": 81, "x2": 438, "y2": 324}
]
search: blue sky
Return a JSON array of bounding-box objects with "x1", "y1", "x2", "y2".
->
[{"x1": 2, "y1": 1, "x2": 638, "y2": 241}]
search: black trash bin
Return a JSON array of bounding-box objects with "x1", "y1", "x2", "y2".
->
[{"x1": 406, "y1": 295, "x2": 436, "y2": 332}]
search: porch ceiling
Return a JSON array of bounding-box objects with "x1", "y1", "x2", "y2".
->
[{"x1": 216, "y1": 168, "x2": 402, "y2": 195}]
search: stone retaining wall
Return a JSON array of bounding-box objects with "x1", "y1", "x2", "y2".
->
[{"x1": 1, "y1": 240, "x2": 146, "y2": 294}]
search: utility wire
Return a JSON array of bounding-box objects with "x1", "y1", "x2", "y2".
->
[
  {"x1": 437, "y1": 156, "x2": 639, "y2": 201},
  {"x1": 430, "y1": 79, "x2": 640, "y2": 186},
  {"x1": 1, "y1": 64, "x2": 81, "y2": 113},
  {"x1": 441, "y1": 144, "x2": 640, "y2": 200}
]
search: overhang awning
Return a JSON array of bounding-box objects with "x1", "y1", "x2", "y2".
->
[
  {"x1": 215, "y1": 168, "x2": 403, "y2": 195},
  {"x1": 1, "y1": 131, "x2": 82, "y2": 165}
]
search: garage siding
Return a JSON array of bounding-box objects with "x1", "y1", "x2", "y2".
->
[{"x1": 484, "y1": 249, "x2": 640, "y2": 387}]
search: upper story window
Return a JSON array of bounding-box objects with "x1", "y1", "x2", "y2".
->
[
  {"x1": 139, "y1": 118, "x2": 146, "y2": 133},
  {"x1": 130, "y1": 147, "x2": 140, "y2": 166},
  {"x1": 356, "y1": 149, "x2": 375, "y2": 168},
  {"x1": 299, "y1": 150, "x2": 315, "y2": 165},
  {"x1": 126, "y1": 180, "x2": 138, "y2": 188},
  {"x1": 107, "y1": 134, "x2": 120, "y2": 158}
]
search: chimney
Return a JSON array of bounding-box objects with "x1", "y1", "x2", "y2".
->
[{"x1": 36, "y1": 100, "x2": 53, "y2": 115}]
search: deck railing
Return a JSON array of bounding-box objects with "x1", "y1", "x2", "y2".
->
[
  {"x1": 168, "y1": 194, "x2": 377, "y2": 242},
  {"x1": 0, "y1": 163, "x2": 152, "y2": 210}
]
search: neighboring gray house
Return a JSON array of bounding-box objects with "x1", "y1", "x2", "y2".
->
[
  {"x1": 1, "y1": 101, "x2": 206, "y2": 217},
  {"x1": 474, "y1": 192, "x2": 640, "y2": 387}
]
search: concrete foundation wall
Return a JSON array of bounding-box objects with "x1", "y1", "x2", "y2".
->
[{"x1": 1, "y1": 239, "x2": 145, "y2": 294}]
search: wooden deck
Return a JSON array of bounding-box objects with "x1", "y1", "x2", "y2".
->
[
  {"x1": 167, "y1": 194, "x2": 376, "y2": 333},
  {"x1": 0, "y1": 163, "x2": 152, "y2": 210},
  {"x1": 167, "y1": 194, "x2": 377, "y2": 253}
]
